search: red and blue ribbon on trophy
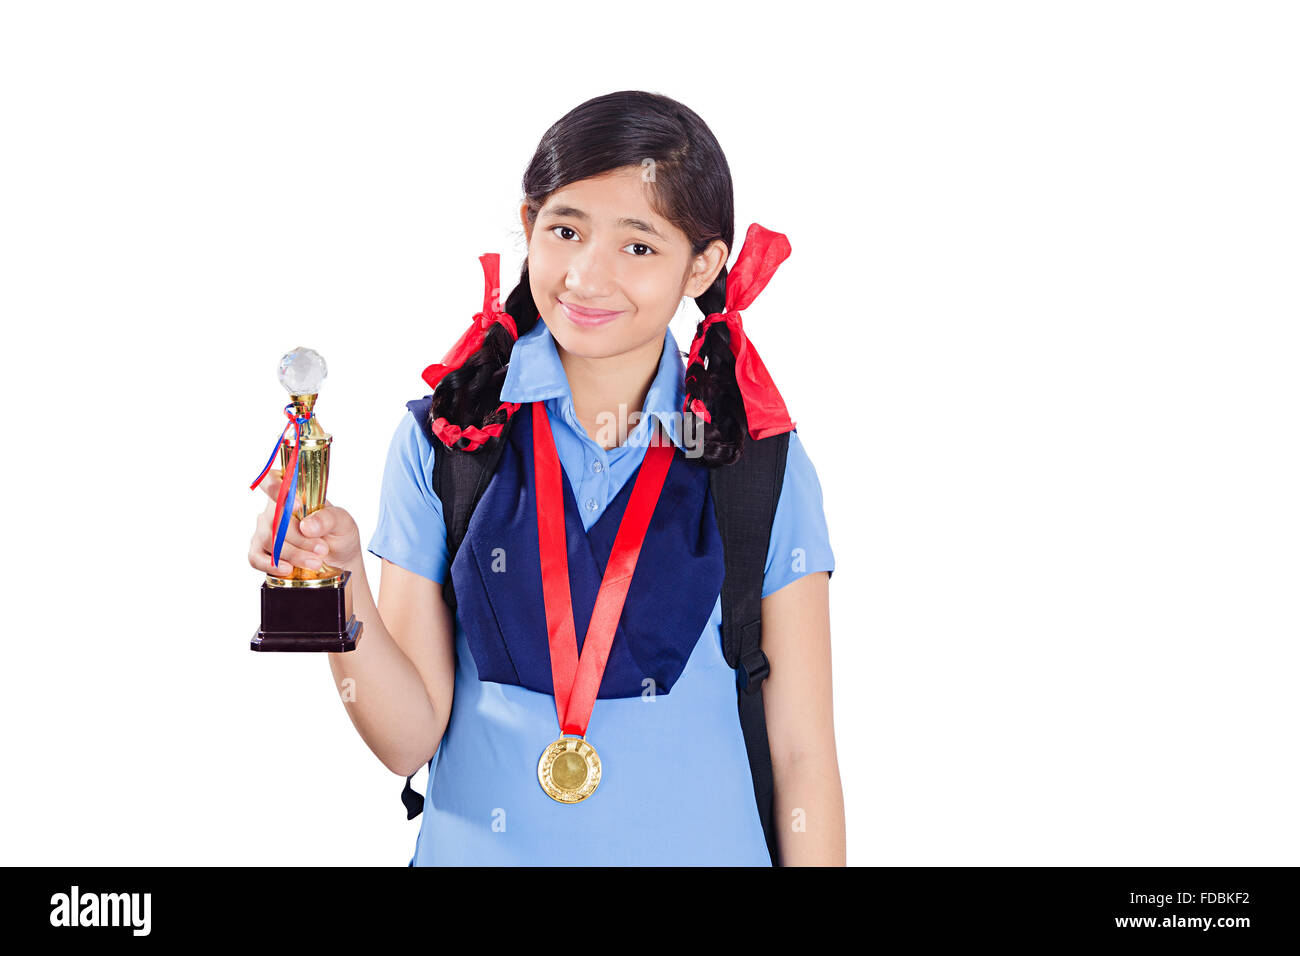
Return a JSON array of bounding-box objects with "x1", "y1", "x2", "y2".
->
[{"x1": 250, "y1": 403, "x2": 313, "y2": 568}]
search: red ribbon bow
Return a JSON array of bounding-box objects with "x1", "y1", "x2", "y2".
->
[
  {"x1": 420, "y1": 252, "x2": 523, "y2": 451},
  {"x1": 421, "y1": 253, "x2": 520, "y2": 392},
  {"x1": 682, "y1": 222, "x2": 796, "y2": 440}
]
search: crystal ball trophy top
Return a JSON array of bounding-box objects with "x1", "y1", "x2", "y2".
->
[{"x1": 251, "y1": 347, "x2": 363, "y2": 652}]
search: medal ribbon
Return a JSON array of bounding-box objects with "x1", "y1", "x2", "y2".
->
[
  {"x1": 532, "y1": 401, "x2": 676, "y2": 736},
  {"x1": 249, "y1": 403, "x2": 312, "y2": 568}
]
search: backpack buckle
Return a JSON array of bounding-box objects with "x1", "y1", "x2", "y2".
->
[{"x1": 739, "y1": 647, "x2": 770, "y2": 694}]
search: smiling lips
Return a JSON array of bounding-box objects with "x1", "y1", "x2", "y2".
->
[{"x1": 559, "y1": 299, "x2": 624, "y2": 326}]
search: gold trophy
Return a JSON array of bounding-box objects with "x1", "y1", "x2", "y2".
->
[{"x1": 251, "y1": 347, "x2": 362, "y2": 652}]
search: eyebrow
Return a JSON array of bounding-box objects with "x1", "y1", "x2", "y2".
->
[{"x1": 540, "y1": 205, "x2": 667, "y2": 241}]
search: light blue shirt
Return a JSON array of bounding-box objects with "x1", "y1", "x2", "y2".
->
[{"x1": 368, "y1": 318, "x2": 835, "y2": 865}]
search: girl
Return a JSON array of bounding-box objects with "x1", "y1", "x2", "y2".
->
[{"x1": 248, "y1": 90, "x2": 844, "y2": 865}]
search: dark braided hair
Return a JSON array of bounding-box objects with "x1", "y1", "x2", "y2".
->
[{"x1": 430, "y1": 90, "x2": 746, "y2": 466}]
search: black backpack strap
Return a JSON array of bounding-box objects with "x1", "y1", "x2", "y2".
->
[
  {"x1": 709, "y1": 429, "x2": 791, "y2": 866},
  {"x1": 400, "y1": 775, "x2": 425, "y2": 820},
  {"x1": 400, "y1": 395, "x2": 519, "y2": 819}
]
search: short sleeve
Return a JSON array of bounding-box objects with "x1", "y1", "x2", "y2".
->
[
  {"x1": 762, "y1": 430, "x2": 836, "y2": 598},
  {"x1": 366, "y1": 410, "x2": 450, "y2": 584}
]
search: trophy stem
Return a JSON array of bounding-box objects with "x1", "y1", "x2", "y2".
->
[{"x1": 270, "y1": 411, "x2": 338, "y2": 588}]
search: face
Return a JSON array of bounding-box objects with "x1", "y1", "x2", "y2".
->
[{"x1": 521, "y1": 167, "x2": 727, "y2": 361}]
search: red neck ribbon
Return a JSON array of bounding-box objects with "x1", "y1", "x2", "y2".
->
[
  {"x1": 682, "y1": 222, "x2": 797, "y2": 440},
  {"x1": 532, "y1": 401, "x2": 676, "y2": 736}
]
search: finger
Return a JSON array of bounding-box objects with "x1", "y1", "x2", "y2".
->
[
  {"x1": 249, "y1": 541, "x2": 294, "y2": 576},
  {"x1": 291, "y1": 514, "x2": 331, "y2": 554},
  {"x1": 298, "y1": 507, "x2": 342, "y2": 538},
  {"x1": 257, "y1": 509, "x2": 317, "y2": 554},
  {"x1": 249, "y1": 540, "x2": 327, "y2": 574},
  {"x1": 251, "y1": 523, "x2": 326, "y2": 570},
  {"x1": 283, "y1": 539, "x2": 326, "y2": 569}
]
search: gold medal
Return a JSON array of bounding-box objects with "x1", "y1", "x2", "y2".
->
[
  {"x1": 531, "y1": 404, "x2": 674, "y2": 806},
  {"x1": 537, "y1": 735, "x2": 602, "y2": 803}
]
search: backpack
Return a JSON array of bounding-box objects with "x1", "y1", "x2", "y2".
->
[{"x1": 398, "y1": 396, "x2": 790, "y2": 866}]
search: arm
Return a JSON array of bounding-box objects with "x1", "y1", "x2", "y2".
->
[
  {"x1": 326, "y1": 555, "x2": 457, "y2": 778},
  {"x1": 761, "y1": 570, "x2": 846, "y2": 865},
  {"x1": 323, "y1": 410, "x2": 458, "y2": 777}
]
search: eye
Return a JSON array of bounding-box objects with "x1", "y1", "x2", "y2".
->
[
  {"x1": 624, "y1": 242, "x2": 656, "y2": 257},
  {"x1": 549, "y1": 225, "x2": 579, "y2": 241}
]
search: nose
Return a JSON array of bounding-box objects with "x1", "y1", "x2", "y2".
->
[{"x1": 564, "y1": 241, "x2": 618, "y2": 301}]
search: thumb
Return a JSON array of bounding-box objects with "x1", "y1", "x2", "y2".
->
[{"x1": 299, "y1": 506, "x2": 339, "y2": 538}]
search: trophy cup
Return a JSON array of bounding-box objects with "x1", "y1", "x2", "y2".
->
[{"x1": 251, "y1": 347, "x2": 363, "y2": 652}]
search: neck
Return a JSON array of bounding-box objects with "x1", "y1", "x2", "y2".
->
[{"x1": 555, "y1": 333, "x2": 664, "y2": 449}]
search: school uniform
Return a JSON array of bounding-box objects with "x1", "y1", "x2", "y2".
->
[{"x1": 367, "y1": 317, "x2": 835, "y2": 866}]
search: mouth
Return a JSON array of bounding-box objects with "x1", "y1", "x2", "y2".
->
[{"x1": 558, "y1": 298, "x2": 624, "y2": 327}]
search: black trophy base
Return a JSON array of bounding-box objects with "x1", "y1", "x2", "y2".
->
[{"x1": 252, "y1": 569, "x2": 363, "y2": 652}]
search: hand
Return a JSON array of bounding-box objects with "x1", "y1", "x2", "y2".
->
[{"x1": 247, "y1": 468, "x2": 364, "y2": 576}]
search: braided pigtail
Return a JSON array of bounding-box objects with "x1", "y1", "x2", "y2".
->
[
  {"x1": 682, "y1": 266, "x2": 747, "y2": 467},
  {"x1": 427, "y1": 260, "x2": 540, "y2": 451}
]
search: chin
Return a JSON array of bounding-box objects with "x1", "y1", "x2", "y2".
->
[
  {"x1": 547, "y1": 308, "x2": 637, "y2": 358},
  {"x1": 550, "y1": 328, "x2": 630, "y2": 360}
]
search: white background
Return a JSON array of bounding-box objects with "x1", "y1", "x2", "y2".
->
[{"x1": 2, "y1": 1, "x2": 1296, "y2": 866}]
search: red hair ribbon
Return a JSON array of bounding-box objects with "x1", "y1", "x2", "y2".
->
[
  {"x1": 421, "y1": 252, "x2": 523, "y2": 451},
  {"x1": 682, "y1": 223, "x2": 796, "y2": 440},
  {"x1": 421, "y1": 253, "x2": 520, "y2": 391},
  {"x1": 430, "y1": 403, "x2": 520, "y2": 452}
]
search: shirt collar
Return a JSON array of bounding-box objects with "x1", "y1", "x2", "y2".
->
[{"x1": 499, "y1": 318, "x2": 689, "y2": 452}]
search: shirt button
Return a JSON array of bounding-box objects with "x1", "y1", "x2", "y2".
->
[
  {"x1": 584, "y1": 498, "x2": 598, "y2": 511},
  {"x1": 591, "y1": 460, "x2": 604, "y2": 473}
]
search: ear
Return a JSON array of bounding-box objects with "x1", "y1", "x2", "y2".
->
[
  {"x1": 520, "y1": 201, "x2": 533, "y2": 244},
  {"x1": 685, "y1": 239, "x2": 729, "y2": 298}
]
